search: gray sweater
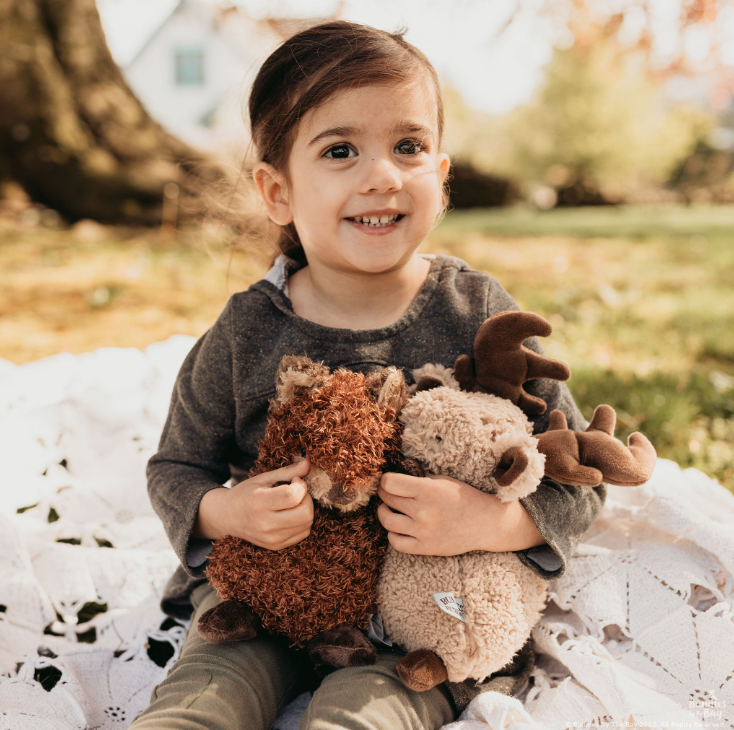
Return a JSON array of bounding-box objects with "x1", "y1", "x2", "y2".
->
[{"x1": 148, "y1": 252, "x2": 606, "y2": 620}]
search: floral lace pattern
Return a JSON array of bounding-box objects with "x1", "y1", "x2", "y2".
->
[{"x1": 1, "y1": 340, "x2": 733, "y2": 729}]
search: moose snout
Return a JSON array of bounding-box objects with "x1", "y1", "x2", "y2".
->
[{"x1": 492, "y1": 446, "x2": 529, "y2": 487}]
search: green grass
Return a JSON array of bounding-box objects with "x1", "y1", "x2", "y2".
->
[
  {"x1": 425, "y1": 204, "x2": 734, "y2": 491},
  {"x1": 441, "y1": 203, "x2": 734, "y2": 241}
]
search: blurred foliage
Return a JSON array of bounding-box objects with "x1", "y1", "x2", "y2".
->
[
  {"x1": 668, "y1": 134, "x2": 734, "y2": 202},
  {"x1": 489, "y1": 40, "x2": 717, "y2": 201},
  {"x1": 440, "y1": 25, "x2": 726, "y2": 206},
  {"x1": 447, "y1": 160, "x2": 520, "y2": 208},
  {"x1": 1, "y1": 204, "x2": 732, "y2": 491}
]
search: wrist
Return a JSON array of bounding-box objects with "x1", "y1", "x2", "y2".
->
[
  {"x1": 480, "y1": 498, "x2": 546, "y2": 552},
  {"x1": 193, "y1": 487, "x2": 230, "y2": 540}
]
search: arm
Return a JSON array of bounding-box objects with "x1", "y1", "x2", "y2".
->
[
  {"x1": 514, "y1": 326, "x2": 606, "y2": 578},
  {"x1": 147, "y1": 297, "x2": 238, "y2": 578},
  {"x1": 486, "y1": 278, "x2": 606, "y2": 579}
]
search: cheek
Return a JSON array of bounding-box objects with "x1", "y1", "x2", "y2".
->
[
  {"x1": 408, "y1": 170, "x2": 443, "y2": 213},
  {"x1": 305, "y1": 466, "x2": 332, "y2": 502},
  {"x1": 296, "y1": 183, "x2": 349, "y2": 234},
  {"x1": 290, "y1": 166, "x2": 336, "y2": 211}
]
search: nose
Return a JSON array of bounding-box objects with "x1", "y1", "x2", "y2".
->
[
  {"x1": 362, "y1": 156, "x2": 402, "y2": 194},
  {"x1": 327, "y1": 479, "x2": 356, "y2": 505}
]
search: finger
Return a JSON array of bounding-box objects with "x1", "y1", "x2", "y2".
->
[
  {"x1": 387, "y1": 531, "x2": 422, "y2": 554},
  {"x1": 380, "y1": 471, "x2": 420, "y2": 498},
  {"x1": 257, "y1": 456, "x2": 311, "y2": 487},
  {"x1": 377, "y1": 501, "x2": 415, "y2": 535},
  {"x1": 377, "y1": 486, "x2": 414, "y2": 516},
  {"x1": 277, "y1": 528, "x2": 311, "y2": 550},
  {"x1": 264, "y1": 478, "x2": 308, "y2": 510},
  {"x1": 271, "y1": 492, "x2": 314, "y2": 528},
  {"x1": 424, "y1": 472, "x2": 463, "y2": 486},
  {"x1": 269, "y1": 506, "x2": 312, "y2": 533},
  {"x1": 299, "y1": 490, "x2": 314, "y2": 518}
]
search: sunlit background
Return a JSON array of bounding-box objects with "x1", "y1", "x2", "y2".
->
[{"x1": 1, "y1": 0, "x2": 733, "y2": 489}]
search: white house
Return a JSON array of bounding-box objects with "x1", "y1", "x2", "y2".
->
[{"x1": 123, "y1": 1, "x2": 338, "y2": 158}]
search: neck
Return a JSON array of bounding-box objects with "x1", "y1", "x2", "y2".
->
[{"x1": 287, "y1": 254, "x2": 432, "y2": 330}]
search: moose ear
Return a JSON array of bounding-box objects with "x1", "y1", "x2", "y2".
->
[
  {"x1": 414, "y1": 376, "x2": 443, "y2": 392},
  {"x1": 366, "y1": 367, "x2": 409, "y2": 412},
  {"x1": 408, "y1": 363, "x2": 460, "y2": 395},
  {"x1": 274, "y1": 354, "x2": 330, "y2": 405}
]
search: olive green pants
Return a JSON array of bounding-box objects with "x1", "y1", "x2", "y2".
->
[{"x1": 128, "y1": 582, "x2": 456, "y2": 730}]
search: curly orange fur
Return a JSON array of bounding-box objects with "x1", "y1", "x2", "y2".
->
[{"x1": 204, "y1": 366, "x2": 403, "y2": 648}]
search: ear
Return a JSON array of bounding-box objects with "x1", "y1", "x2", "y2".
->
[
  {"x1": 414, "y1": 376, "x2": 443, "y2": 392},
  {"x1": 274, "y1": 355, "x2": 330, "y2": 405},
  {"x1": 252, "y1": 160, "x2": 293, "y2": 226},
  {"x1": 366, "y1": 367, "x2": 409, "y2": 412},
  {"x1": 409, "y1": 363, "x2": 459, "y2": 395},
  {"x1": 438, "y1": 152, "x2": 450, "y2": 185}
]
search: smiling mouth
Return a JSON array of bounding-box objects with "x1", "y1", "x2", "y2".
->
[{"x1": 345, "y1": 214, "x2": 405, "y2": 228}]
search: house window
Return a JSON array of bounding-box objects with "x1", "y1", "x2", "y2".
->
[{"x1": 175, "y1": 47, "x2": 204, "y2": 86}]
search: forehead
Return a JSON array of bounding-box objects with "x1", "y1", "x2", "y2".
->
[{"x1": 296, "y1": 79, "x2": 439, "y2": 146}]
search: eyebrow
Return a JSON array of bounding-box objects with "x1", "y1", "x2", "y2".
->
[{"x1": 307, "y1": 122, "x2": 433, "y2": 148}]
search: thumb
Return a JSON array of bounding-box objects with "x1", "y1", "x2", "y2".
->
[{"x1": 258, "y1": 455, "x2": 311, "y2": 486}]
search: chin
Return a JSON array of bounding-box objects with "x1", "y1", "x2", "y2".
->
[{"x1": 343, "y1": 247, "x2": 417, "y2": 274}]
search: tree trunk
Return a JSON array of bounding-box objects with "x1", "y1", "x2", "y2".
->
[{"x1": 0, "y1": 0, "x2": 222, "y2": 224}]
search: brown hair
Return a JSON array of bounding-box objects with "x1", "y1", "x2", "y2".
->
[{"x1": 247, "y1": 20, "x2": 450, "y2": 267}]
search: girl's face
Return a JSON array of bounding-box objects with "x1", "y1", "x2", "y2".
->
[{"x1": 254, "y1": 80, "x2": 451, "y2": 275}]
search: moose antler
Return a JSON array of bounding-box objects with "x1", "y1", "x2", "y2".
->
[
  {"x1": 453, "y1": 311, "x2": 657, "y2": 488},
  {"x1": 453, "y1": 311, "x2": 571, "y2": 415},
  {"x1": 536, "y1": 405, "x2": 657, "y2": 487}
]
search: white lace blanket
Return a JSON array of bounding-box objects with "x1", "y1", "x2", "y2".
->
[{"x1": 1, "y1": 338, "x2": 732, "y2": 730}]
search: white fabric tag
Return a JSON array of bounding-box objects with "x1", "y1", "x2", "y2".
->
[{"x1": 433, "y1": 592, "x2": 466, "y2": 622}]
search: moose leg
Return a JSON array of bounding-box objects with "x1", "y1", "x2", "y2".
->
[
  {"x1": 397, "y1": 649, "x2": 449, "y2": 692},
  {"x1": 307, "y1": 624, "x2": 377, "y2": 668},
  {"x1": 197, "y1": 599, "x2": 259, "y2": 643}
]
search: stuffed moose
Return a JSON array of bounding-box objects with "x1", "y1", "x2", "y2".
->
[{"x1": 378, "y1": 311, "x2": 657, "y2": 692}]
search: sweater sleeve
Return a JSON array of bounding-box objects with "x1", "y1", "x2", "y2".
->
[
  {"x1": 486, "y1": 277, "x2": 607, "y2": 580},
  {"x1": 146, "y1": 297, "x2": 238, "y2": 578}
]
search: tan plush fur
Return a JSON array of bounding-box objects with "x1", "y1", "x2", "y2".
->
[
  {"x1": 378, "y1": 375, "x2": 548, "y2": 684},
  {"x1": 380, "y1": 550, "x2": 547, "y2": 683},
  {"x1": 401, "y1": 387, "x2": 545, "y2": 502}
]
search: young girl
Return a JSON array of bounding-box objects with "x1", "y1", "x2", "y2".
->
[{"x1": 130, "y1": 20, "x2": 605, "y2": 730}]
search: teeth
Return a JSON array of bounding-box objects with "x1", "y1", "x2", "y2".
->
[{"x1": 351, "y1": 214, "x2": 400, "y2": 227}]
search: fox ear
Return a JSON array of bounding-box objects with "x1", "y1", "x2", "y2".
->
[
  {"x1": 366, "y1": 367, "x2": 409, "y2": 412},
  {"x1": 274, "y1": 355, "x2": 330, "y2": 405}
]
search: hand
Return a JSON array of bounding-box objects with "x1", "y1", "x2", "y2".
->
[
  {"x1": 376, "y1": 471, "x2": 546, "y2": 555},
  {"x1": 194, "y1": 457, "x2": 314, "y2": 550}
]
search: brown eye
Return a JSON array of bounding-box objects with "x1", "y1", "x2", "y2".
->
[
  {"x1": 323, "y1": 143, "x2": 355, "y2": 159},
  {"x1": 396, "y1": 139, "x2": 426, "y2": 155}
]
